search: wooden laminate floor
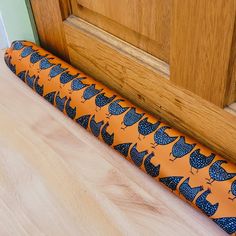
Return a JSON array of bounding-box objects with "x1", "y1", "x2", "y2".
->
[{"x1": 0, "y1": 49, "x2": 226, "y2": 235}]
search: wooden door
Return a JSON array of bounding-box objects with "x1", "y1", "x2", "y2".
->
[
  {"x1": 31, "y1": 0, "x2": 236, "y2": 163},
  {"x1": 71, "y1": 0, "x2": 171, "y2": 63}
]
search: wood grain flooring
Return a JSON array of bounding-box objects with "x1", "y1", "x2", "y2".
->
[{"x1": 0, "y1": 49, "x2": 226, "y2": 235}]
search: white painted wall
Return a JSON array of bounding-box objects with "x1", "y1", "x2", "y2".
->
[
  {"x1": 0, "y1": 0, "x2": 36, "y2": 49},
  {"x1": 0, "y1": 12, "x2": 9, "y2": 48}
]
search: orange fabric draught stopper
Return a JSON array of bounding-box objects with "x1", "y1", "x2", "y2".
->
[{"x1": 5, "y1": 40, "x2": 236, "y2": 235}]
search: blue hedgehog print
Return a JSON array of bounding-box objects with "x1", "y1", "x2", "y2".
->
[
  {"x1": 228, "y1": 180, "x2": 236, "y2": 201},
  {"x1": 170, "y1": 136, "x2": 196, "y2": 161},
  {"x1": 130, "y1": 143, "x2": 148, "y2": 167},
  {"x1": 106, "y1": 99, "x2": 129, "y2": 118},
  {"x1": 55, "y1": 92, "x2": 67, "y2": 112},
  {"x1": 144, "y1": 152, "x2": 160, "y2": 177},
  {"x1": 159, "y1": 176, "x2": 184, "y2": 192},
  {"x1": 60, "y1": 71, "x2": 78, "y2": 85},
  {"x1": 196, "y1": 189, "x2": 219, "y2": 217},
  {"x1": 151, "y1": 126, "x2": 177, "y2": 149},
  {"x1": 44, "y1": 92, "x2": 56, "y2": 105},
  {"x1": 81, "y1": 84, "x2": 103, "y2": 103},
  {"x1": 17, "y1": 70, "x2": 26, "y2": 82},
  {"x1": 12, "y1": 40, "x2": 24, "y2": 50},
  {"x1": 138, "y1": 117, "x2": 160, "y2": 139},
  {"x1": 121, "y1": 107, "x2": 145, "y2": 130},
  {"x1": 9, "y1": 61, "x2": 16, "y2": 73},
  {"x1": 213, "y1": 217, "x2": 236, "y2": 235},
  {"x1": 9, "y1": 63, "x2": 16, "y2": 73},
  {"x1": 95, "y1": 93, "x2": 116, "y2": 111},
  {"x1": 34, "y1": 76, "x2": 44, "y2": 96},
  {"x1": 179, "y1": 177, "x2": 203, "y2": 202},
  {"x1": 39, "y1": 57, "x2": 54, "y2": 71},
  {"x1": 76, "y1": 114, "x2": 91, "y2": 129},
  {"x1": 25, "y1": 72, "x2": 36, "y2": 89},
  {"x1": 65, "y1": 98, "x2": 76, "y2": 119},
  {"x1": 206, "y1": 160, "x2": 236, "y2": 185},
  {"x1": 189, "y1": 149, "x2": 215, "y2": 174},
  {"x1": 44, "y1": 91, "x2": 56, "y2": 105},
  {"x1": 5, "y1": 56, "x2": 16, "y2": 73},
  {"x1": 49, "y1": 64, "x2": 67, "y2": 79},
  {"x1": 30, "y1": 51, "x2": 46, "y2": 64},
  {"x1": 114, "y1": 143, "x2": 132, "y2": 158},
  {"x1": 20, "y1": 46, "x2": 34, "y2": 59},
  {"x1": 70, "y1": 77, "x2": 88, "y2": 93},
  {"x1": 90, "y1": 115, "x2": 104, "y2": 137},
  {"x1": 4, "y1": 54, "x2": 10, "y2": 67},
  {"x1": 101, "y1": 122, "x2": 114, "y2": 146}
]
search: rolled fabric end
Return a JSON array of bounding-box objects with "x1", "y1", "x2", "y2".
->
[{"x1": 5, "y1": 40, "x2": 236, "y2": 235}]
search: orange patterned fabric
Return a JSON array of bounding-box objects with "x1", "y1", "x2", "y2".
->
[{"x1": 5, "y1": 41, "x2": 236, "y2": 234}]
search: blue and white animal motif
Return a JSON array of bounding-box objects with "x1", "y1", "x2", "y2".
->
[
  {"x1": 114, "y1": 143, "x2": 132, "y2": 157},
  {"x1": 12, "y1": 40, "x2": 24, "y2": 50},
  {"x1": 95, "y1": 93, "x2": 116, "y2": 111},
  {"x1": 138, "y1": 117, "x2": 160, "y2": 139},
  {"x1": 151, "y1": 126, "x2": 177, "y2": 149},
  {"x1": 20, "y1": 46, "x2": 34, "y2": 59},
  {"x1": 81, "y1": 84, "x2": 103, "y2": 103},
  {"x1": 121, "y1": 108, "x2": 145, "y2": 130},
  {"x1": 60, "y1": 71, "x2": 79, "y2": 85},
  {"x1": 213, "y1": 217, "x2": 236, "y2": 235},
  {"x1": 30, "y1": 51, "x2": 47, "y2": 65},
  {"x1": 39, "y1": 57, "x2": 55, "y2": 71},
  {"x1": 76, "y1": 114, "x2": 91, "y2": 129},
  {"x1": 90, "y1": 115, "x2": 104, "y2": 137},
  {"x1": 189, "y1": 149, "x2": 215, "y2": 174},
  {"x1": 17, "y1": 70, "x2": 26, "y2": 82},
  {"x1": 101, "y1": 122, "x2": 114, "y2": 146},
  {"x1": 179, "y1": 177, "x2": 203, "y2": 202},
  {"x1": 4, "y1": 54, "x2": 10, "y2": 67},
  {"x1": 206, "y1": 160, "x2": 236, "y2": 185},
  {"x1": 106, "y1": 99, "x2": 129, "y2": 118},
  {"x1": 65, "y1": 97, "x2": 76, "y2": 119},
  {"x1": 70, "y1": 77, "x2": 88, "y2": 93},
  {"x1": 49, "y1": 64, "x2": 68, "y2": 80},
  {"x1": 130, "y1": 143, "x2": 148, "y2": 167},
  {"x1": 25, "y1": 72, "x2": 36, "y2": 89},
  {"x1": 55, "y1": 92, "x2": 67, "y2": 112},
  {"x1": 9, "y1": 63, "x2": 16, "y2": 74},
  {"x1": 44, "y1": 91, "x2": 56, "y2": 105},
  {"x1": 144, "y1": 152, "x2": 160, "y2": 177},
  {"x1": 228, "y1": 180, "x2": 236, "y2": 201},
  {"x1": 196, "y1": 189, "x2": 219, "y2": 217},
  {"x1": 159, "y1": 176, "x2": 184, "y2": 192},
  {"x1": 170, "y1": 136, "x2": 196, "y2": 161},
  {"x1": 5, "y1": 55, "x2": 16, "y2": 73},
  {"x1": 34, "y1": 76, "x2": 44, "y2": 96}
]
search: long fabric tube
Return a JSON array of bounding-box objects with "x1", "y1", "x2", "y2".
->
[{"x1": 5, "y1": 40, "x2": 236, "y2": 235}]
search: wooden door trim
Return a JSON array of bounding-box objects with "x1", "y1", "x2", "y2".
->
[
  {"x1": 59, "y1": 0, "x2": 72, "y2": 20},
  {"x1": 64, "y1": 16, "x2": 236, "y2": 163},
  {"x1": 227, "y1": 18, "x2": 236, "y2": 104},
  {"x1": 66, "y1": 16, "x2": 169, "y2": 78},
  {"x1": 30, "y1": 0, "x2": 70, "y2": 61}
]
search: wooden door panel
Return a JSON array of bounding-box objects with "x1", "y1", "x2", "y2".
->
[
  {"x1": 71, "y1": 0, "x2": 171, "y2": 62},
  {"x1": 30, "y1": 0, "x2": 236, "y2": 162}
]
